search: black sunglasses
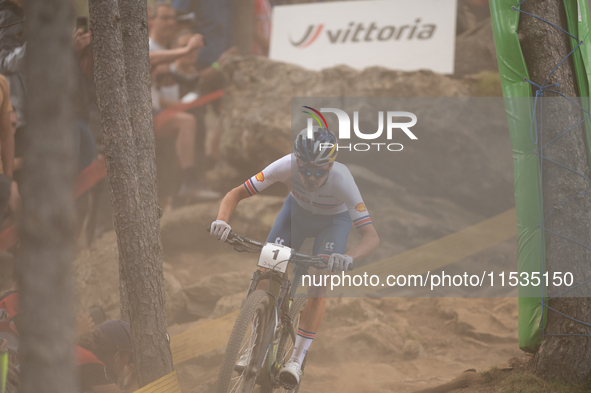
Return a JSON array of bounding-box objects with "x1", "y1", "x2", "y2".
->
[{"x1": 298, "y1": 166, "x2": 329, "y2": 178}]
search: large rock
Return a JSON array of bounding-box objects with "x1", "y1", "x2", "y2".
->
[
  {"x1": 74, "y1": 231, "x2": 188, "y2": 324},
  {"x1": 164, "y1": 270, "x2": 188, "y2": 323},
  {"x1": 217, "y1": 56, "x2": 473, "y2": 185},
  {"x1": 183, "y1": 272, "x2": 249, "y2": 319},
  {"x1": 216, "y1": 56, "x2": 512, "y2": 218},
  {"x1": 160, "y1": 196, "x2": 285, "y2": 256}
]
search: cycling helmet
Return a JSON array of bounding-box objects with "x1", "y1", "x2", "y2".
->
[{"x1": 294, "y1": 126, "x2": 337, "y2": 166}]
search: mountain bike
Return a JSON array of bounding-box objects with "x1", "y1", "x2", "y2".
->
[{"x1": 214, "y1": 231, "x2": 327, "y2": 393}]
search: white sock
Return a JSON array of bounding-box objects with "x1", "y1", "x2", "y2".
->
[{"x1": 289, "y1": 328, "x2": 315, "y2": 365}]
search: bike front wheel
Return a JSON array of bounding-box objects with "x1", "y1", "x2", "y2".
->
[
  {"x1": 260, "y1": 293, "x2": 308, "y2": 393},
  {"x1": 216, "y1": 290, "x2": 272, "y2": 393}
]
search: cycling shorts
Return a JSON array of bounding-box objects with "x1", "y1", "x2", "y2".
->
[{"x1": 266, "y1": 194, "x2": 352, "y2": 257}]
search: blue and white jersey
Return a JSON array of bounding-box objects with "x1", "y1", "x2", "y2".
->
[{"x1": 243, "y1": 154, "x2": 372, "y2": 230}]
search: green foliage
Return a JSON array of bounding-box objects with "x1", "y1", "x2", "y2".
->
[
  {"x1": 480, "y1": 365, "x2": 500, "y2": 383},
  {"x1": 498, "y1": 373, "x2": 591, "y2": 393}
]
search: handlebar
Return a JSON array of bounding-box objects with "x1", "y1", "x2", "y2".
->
[{"x1": 206, "y1": 226, "x2": 353, "y2": 271}]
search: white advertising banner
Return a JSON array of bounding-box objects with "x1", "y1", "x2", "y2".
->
[{"x1": 269, "y1": 0, "x2": 457, "y2": 74}]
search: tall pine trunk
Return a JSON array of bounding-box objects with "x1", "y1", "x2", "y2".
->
[
  {"x1": 18, "y1": 0, "x2": 77, "y2": 392},
  {"x1": 89, "y1": 0, "x2": 173, "y2": 386},
  {"x1": 518, "y1": 0, "x2": 591, "y2": 383},
  {"x1": 118, "y1": 0, "x2": 174, "y2": 386}
]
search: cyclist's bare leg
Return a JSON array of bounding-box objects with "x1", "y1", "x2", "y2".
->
[
  {"x1": 280, "y1": 267, "x2": 327, "y2": 372},
  {"x1": 299, "y1": 267, "x2": 327, "y2": 333}
]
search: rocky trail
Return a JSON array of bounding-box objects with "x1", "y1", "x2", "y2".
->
[
  {"x1": 69, "y1": 172, "x2": 522, "y2": 393},
  {"x1": 67, "y1": 45, "x2": 523, "y2": 392},
  {"x1": 0, "y1": 16, "x2": 527, "y2": 391}
]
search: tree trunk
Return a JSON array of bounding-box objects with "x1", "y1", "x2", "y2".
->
[
  {"x1": 518, "y1": 0, "x2": 591, "y2": 383},
  {"x1": 18, "y1": 0, "x2": 77, "y2": 392},
  {"x1": 233, "y1": 0, "x2": 255, "y2": 55},
  {"x1": 118, "y1": 0, "x2": 174, "y2": 386}
]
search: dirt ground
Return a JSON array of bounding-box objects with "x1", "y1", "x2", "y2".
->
[{"x1": 162, "y1": 232, "x2": 523, "y2": 393}]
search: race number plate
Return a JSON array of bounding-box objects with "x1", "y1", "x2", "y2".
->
[{"x1": 257, "y1": 243, "x2": 293, "y2": 273}]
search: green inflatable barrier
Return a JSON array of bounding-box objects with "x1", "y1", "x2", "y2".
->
[{"x1": 490, "y1": 0, "x2": 591, "y2": 352}]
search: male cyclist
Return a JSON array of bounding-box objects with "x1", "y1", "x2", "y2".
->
[{"x1": 209, "y1": 126, "x2": 380, "y2": 386}]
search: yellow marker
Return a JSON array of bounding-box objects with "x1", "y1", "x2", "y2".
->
[
  {"x1": 333, "y1": 208, "x2": 517, "y2": 296},
  {"x1": 171, "y1": 310, "x2": 239, "y2": 365},
  {"x1": 133, "y1": 371, "x2": 182, "y2": 393}
]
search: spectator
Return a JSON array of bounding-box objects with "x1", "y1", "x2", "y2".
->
[
  {"x1": 170, "y1": 33, "x2": 200, "y2": 98},
  {"x1": 0, "y1": 74, "x2": 15, "y2": 219},
  {"x1": 77, "y1": 320, "x2": 137, "y2": 393},
  {"x1": 0, "y1": 0, "x2": 96, "y2": 176},
  {"x1": 72, "y1": 27, "x2": 97, "y2": 173},
  {"x1": 151, "y1": 69, "x2": 220, "y2": 204},
  {"x1": 192, "y1": 0, "x2": 235, "y2": 71},
  {"x1": 165, "y1": 0, "x2": 240, "y2": 163},
  {"x1": 191, "y1": 45, "x2": 237, "y2": 162},
  {"x1": 0, "y1": 0, "x2": 26, "y2": 160},
  {"x1": 150, "y1": 13, "x2": 220, "y2": 204},
  {"x1": 149, "y1": 3, "x2": 204, "y2": 67}
]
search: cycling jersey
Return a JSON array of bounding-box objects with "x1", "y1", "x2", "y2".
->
[{"x1": 243, "y1": 154, "x2": 372, "y2": 230}]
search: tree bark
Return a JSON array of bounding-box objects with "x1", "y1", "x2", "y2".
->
[
  {"x1": 233, "y1": 0, "x2": 255, "y2": 55},
  {"x1": 18, "y1": 0, "x2": 78, "y2": 393},
  {"x1": 118, "y1": 0, "x2": 174, "y2": 386},
  {"x1": 90, "y1": 0, "x2": 173, "y2": 386},
  {"x1": 518, "y1": 0, "x2": 591, "y2": 383}
]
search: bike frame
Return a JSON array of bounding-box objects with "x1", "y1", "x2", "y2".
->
[
  {"x1": 219, "y1": 230, "x2": 326, "y2": 391},
  {"x1": 244, "y1": 269, "x2": 295, "y2": 388}
]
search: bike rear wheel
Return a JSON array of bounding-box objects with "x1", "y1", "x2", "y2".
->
[
  {"x1": 216, "y1": 290, "x2": 272, "y2": 393},
  {"x1": 260, "y1": 293, "x2": 308, "y2": 393}
]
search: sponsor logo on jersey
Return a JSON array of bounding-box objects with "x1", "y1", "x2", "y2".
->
[
  {"x1": 256, "y1": 172, "x2": 265, "y2": 182},
  {"x1": 355, "y1": 203, "x2": 367, "y2": 212}
]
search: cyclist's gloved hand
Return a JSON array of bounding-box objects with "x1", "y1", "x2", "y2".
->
[
  {"x1": 210, "y1": 220, "x2": 231, "y2": 242},
  {"x1": 327, "y1": 253, "x2": 353, "y2": 272}
]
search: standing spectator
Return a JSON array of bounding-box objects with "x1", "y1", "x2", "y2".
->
[
  {"x1": 0, "y1": 0, "x2": 25, "y2": 160},
  {"x1": 72, "y1": 27, "x2": 97, "y2": 172},
  {"x1": 0, "y1": 0, "x2": 96, "y2": 172},
  {"x1": 0, "y1": 75, "x2": 15, "y2": 220},
  {"x1": 166, "y1": 0, "x2": 235, "y2": 71}
]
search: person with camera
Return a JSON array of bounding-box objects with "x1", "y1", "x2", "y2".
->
[
  {"x1": 148, "y1": 3, "x2": 204, "y2": 67},
  {"x1": 77, "y1": 320, "x2": 137, "y2": 393}
]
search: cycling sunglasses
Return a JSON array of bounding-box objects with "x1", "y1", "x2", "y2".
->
[{"x1": 297, "y1": 166, "x2": 329, "y2": 178}]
